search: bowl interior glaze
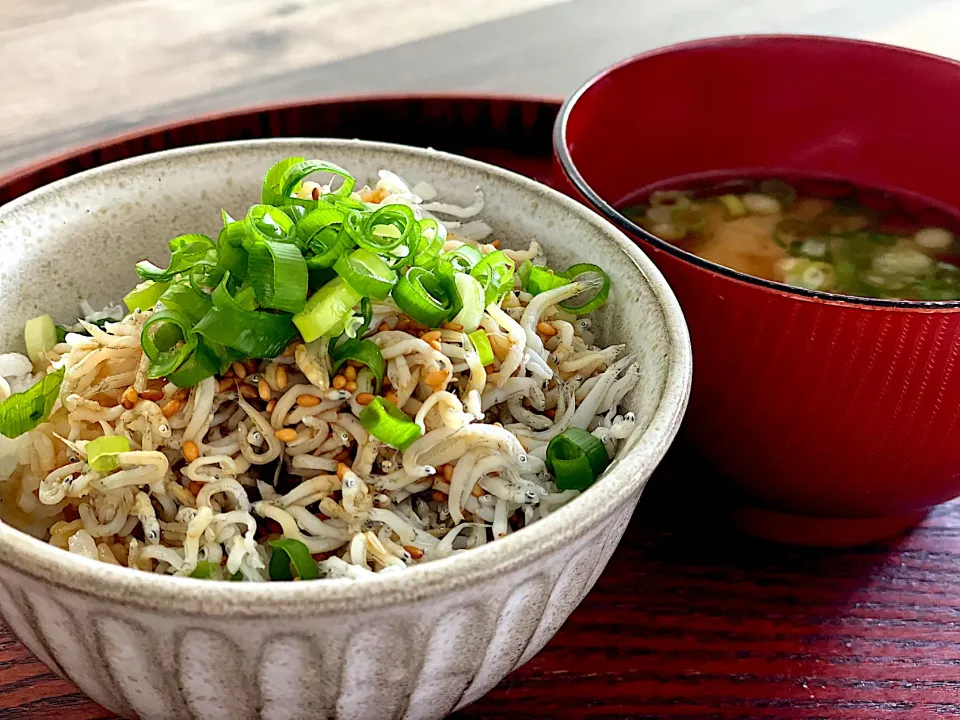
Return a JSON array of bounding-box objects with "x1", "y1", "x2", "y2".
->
[{"x1": 0, "y1": 138, "x2": 691, "y2": 612}]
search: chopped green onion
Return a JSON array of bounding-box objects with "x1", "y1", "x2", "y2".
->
[
  {"x1": 359, "y1": 204, "x2": 417, "y2": 256},
  {"x1": 150, "y1": 322, "x2": 184, "y2": 353},
  {"x1": 435, "y1": 246, "x2": 488, "y2": 316},
  {"x1": 189, "y1": 561, "x2": 220, "y2": 579},
  {"x1": 334, "y1": 248, "x2": 397, "y2": 301},
  {"x1": 359, "y1": 397, "x2": 422, "y2": 450},
  {"x1": 329, "y1": 297, "x2": 373, "y2": 356},
  {"x1": 414, "y1": 218, "x2": 446, "y2": 268},
  {"x1": 435, "y1": 264, "x2": 463, "y2": 321},
  {"x1": 136, "y1": 234, "x2": 214, "y2": 282},
  {"x1": 278, "y1": 203, "x2": 308, "y2": 223},
  {"x1": 167, "y1": 355, "x2": 216, "y2": 388},
  {"x1": 297, "y1": 204, "x2": 346, "y2": 248},
  {"x1": 293, "y1": 278, "x2": 363, "y2": 343},
  {"x1": 216, "y1": 222, "x2": 249, "y2": 281},
  {"x1": 354, "y1": 296, "x2": 374, "y2": 339},
  {"x1": 451, "y1": 273, "x2": 484, "y2": 333},
  {"x1": 199, "y1": 334, "x2": 238, "y2": 373},
  {"x1": 268, "y1": 537, "x2": 319, "y2": 581},
  {"x1": 784, "y1": 259, "x2": 836, "y2": 291},
  {"x1": 558, "y1": 263, "x2": 611, "y2": 315},
  {"x1": 517, "y1": 260, "x2": 533, "y2": 288},
  {"x1": 244, "y1": 204, "x2": 296, "y2": 244},
  {"x1": 546, "y1": 427, "x2": 610, "y2": 490},
  {"x1": 323, "y1": 193, "x2": 368, "y2": 212},
  {"x1": 167, "y1": 338, "x2": 232, "y2": 387},
  {"x1": 194, "y1": 276, "x2": 298, "y2": 359},
  {"x1": 392, "y1": 267, "x2": 453, "y2": 328},
  {"x1": 305, "y1": 231, "x2": 354, "y2": 270},
  {"x1": 325, "y1": 312, "x2": 352, "y2": 340},
  {"x1": 718, "y1": 194, "x2": 747, "y2": 219},
  {"x1": 244, "y1": 238, "x2": 308, "y2": 314},
  {"x1": 440, "y1": 245, "x2": 483, "y2": 273},
  {"x1": 304, "y1": 211, "x2": 358, "y2": 269},
  {"x1": 833, "y1": 259, "x2": 860, "y2": 293},
  {"x1": 330, "y1": 340, "x2": 385, "y2": 392},
  {"x1": 0, "y1": 366, "x2": 65, "y2": 438},
  {"x1": 123, "y1": 281, "x2": 170, "y2": 313},
  {"x1": 159, "y1": 282, "x2": 212, "y2": 325},
  {"x1": 467, "y1": 330, "x2": 494, "y2": 366},
  {"x1": 24, "y1": 315, "x2": 58, "y2": 366},
  {"x1": 234, "y1": 286, "x2": 258, "y2": 311},
  {"x1": 525, "y1": 265, "x2": 569, "y2": 295},
  {"x1": 280, "y1": 159, "x2": 356, "y2": 199},
  {"x1": 262, "y1": 156, "x2": 307, "y2": 207},
  {"x1": 141, "y1": 310, "x2": 197, "y2": 378},
  {"x1": 188, "y1": 251, "x2": 225, "y2": 297},
  {"x1": 471, "y1": 250, "x2": 515, "y2": 304},
  {"x1": 86, "y1": 435, "x2": 130, "y2": 472},
  {"x1": 671, "y1": 206, "x2": 708, "y2": 234}
]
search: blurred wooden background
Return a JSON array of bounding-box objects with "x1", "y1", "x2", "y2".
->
[{"x1": 3, "y1": 0, "x2": 960, "y2": 172}]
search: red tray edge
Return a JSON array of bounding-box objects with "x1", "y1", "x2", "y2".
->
[{"x1": 0, "y1": 93, "x2": 565, "y2": 192}]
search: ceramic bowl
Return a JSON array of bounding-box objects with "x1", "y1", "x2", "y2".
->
[
  {"x1": 0, "y1": 139, "x2": 691, "y2": 719},
  {"x1": 553, "y1": 35, "x2": 960, "y2": 545}
]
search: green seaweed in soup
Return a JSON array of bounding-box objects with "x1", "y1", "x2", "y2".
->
[{"x1": 622, "y1": 181, "x2": 960, "y2": 301}]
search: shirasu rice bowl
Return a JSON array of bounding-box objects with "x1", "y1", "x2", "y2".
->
[{"x1": 0, "y1": 158, "x2": 640, "y2": 583}]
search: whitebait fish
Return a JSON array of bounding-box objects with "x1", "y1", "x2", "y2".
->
[{"x1": 0, "y1": 158, "x2": 640, "y2": 582}]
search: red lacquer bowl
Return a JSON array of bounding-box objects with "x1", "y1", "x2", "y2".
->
[{"x1": 553, "y1": 35, "x2": 960, "y2": 545}]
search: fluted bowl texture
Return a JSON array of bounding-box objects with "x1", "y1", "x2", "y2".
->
[{"x1": 0, "y1": 139, "x2": 691, "y2": 720}]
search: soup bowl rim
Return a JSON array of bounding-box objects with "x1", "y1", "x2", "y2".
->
[{"x1": 553, "y1": 33, "x2": 960, "y2": 311}]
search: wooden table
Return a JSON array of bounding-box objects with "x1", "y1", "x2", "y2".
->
[
  {"x1": 3, "y1": 460, "x2": 960, "y2": 719},
  {"x1": 7, "y1": 2, "x2": 960, "y2": 717}
]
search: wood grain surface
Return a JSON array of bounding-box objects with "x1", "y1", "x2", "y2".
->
[
  {"x1": 2, "y1": 91, "x2": 960, "y2": 720},
  {"x1": 2, "y1": 459, "x2": 960, "y2": 719}
]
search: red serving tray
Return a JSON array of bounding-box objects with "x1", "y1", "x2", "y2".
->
[
  {"x1": 2, "y1": 95, "x2": 960, "y2": 720},
  {"x1": 0, "y1": 94, "x2": 559, "y2": 204}
]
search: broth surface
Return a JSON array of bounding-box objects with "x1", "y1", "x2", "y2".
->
[{"x1": 623, "y1": 179, "x2": 960, "y2": 301}]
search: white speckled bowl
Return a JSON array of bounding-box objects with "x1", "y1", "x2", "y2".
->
[{"x1": 0, "y1": 139, "x2": 691, "y2": 720}]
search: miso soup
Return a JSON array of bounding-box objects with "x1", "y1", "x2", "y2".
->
[{"x1": 622, "y1": 178, "x2": 960, "y2": 301}]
